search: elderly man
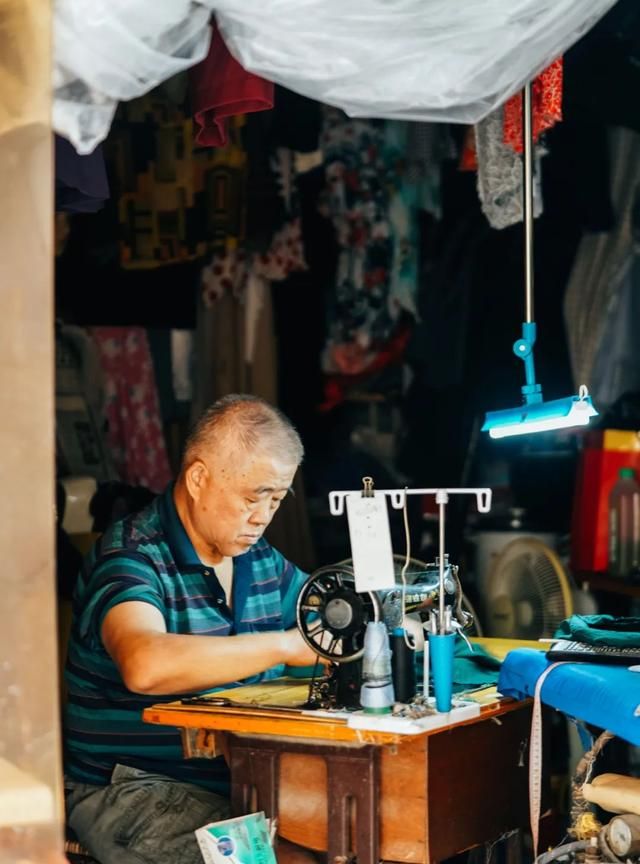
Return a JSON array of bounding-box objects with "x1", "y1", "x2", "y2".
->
[{"x1": 64, "y1": 394, "x2": 320, "y2": 864}]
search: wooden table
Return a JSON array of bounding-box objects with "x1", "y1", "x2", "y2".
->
[{"x1": 144, "y1": 677, "x2": 546, "y2": 863}]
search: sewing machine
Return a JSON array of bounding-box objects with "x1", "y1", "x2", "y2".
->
[{"x1": 295, "y1": 555, "x2": 472, "y2": 709}]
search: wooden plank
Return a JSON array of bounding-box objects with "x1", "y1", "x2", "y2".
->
[
  {"x1": 143, "y1": 705, "x2": 401, "y2": 744},
  {"x1": 276, "y1": 740, "x2": 429, "y2": 864},
  {"x1": 0, "y1": 758, "x2": 55, "y2": 828},
  {"x1": 379, "y1": 736, "x2": 428, "y2": 862},
  {"x1": 143, "y1": 695, "x2": 524, "y2": 746}
]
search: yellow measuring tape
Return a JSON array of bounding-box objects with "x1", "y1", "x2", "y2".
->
[{"x1": 530, "y1": 662, "x2": 567, "y2": 860}]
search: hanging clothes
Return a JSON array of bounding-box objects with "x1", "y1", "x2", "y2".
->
[
  {"x1": 405, "y1": 123, "x2": 456, "y2": 218},
  {"x1": 194, "y1": 92, "x2": 314, "y2": 409},
  {"x1": 563, "y1": 127, "x2": 640, "y2": 391},
  {"x1": 320, "y1": 110, "x2": 418, "y2": 377},
  {"x1": 55, "y1": 323, "x2": 115, "y2": 482},
  {"x1": 467, "y1": 59, "x2": 561, "y2": 229},
  {"x1": 90, "y1": 327, "x2": 172, "y2": 493},
  {"x1": 589, "y1": 252, "x2": 640, "y2": 410},
  {"x1": 55, "y1": 135, "x2": 109, "y2": 213},
  {"x1": 193, "y1": 275, "x2": 279, "y2": 412},
  {"x1": 189, "y1": 20, "x2": 273, "y2": 148},
  {"x1": 474, "y1": 107, "x2": 545, "y2": 230},
  {"x1": 106, "y1": 93, "x2": 247, "y2": 269}
]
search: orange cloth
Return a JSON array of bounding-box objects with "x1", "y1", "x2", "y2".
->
[{"x1": 503, "y1": 58, "x2": 563, "y2": 152}]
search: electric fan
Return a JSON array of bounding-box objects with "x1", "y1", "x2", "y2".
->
[{"x1": 484, "y1": 538, "x2": 574, "y2": 639}]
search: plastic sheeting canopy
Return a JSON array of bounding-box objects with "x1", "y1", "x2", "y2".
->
[
  {"x1": 54, "y1": 0, "x2": 213, "y2": 154},
  {"x1": 53, "y1": 0, "x2": 617, "y2": 154},
  {"x1": 215, "y1": 0, "x2": 616, "y2": 122}
]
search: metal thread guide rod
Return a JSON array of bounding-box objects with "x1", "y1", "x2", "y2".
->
[{"x1": 436, "y1": 490, "x2": 448, "y2": 635}]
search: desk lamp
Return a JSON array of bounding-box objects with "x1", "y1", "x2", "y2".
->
[{"x1": 482, "y1": 82, "x2": 598, "y2": 439}]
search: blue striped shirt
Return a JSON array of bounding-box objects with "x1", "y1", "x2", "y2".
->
[{"x1": 64, "y1": 485, "x2": 307, "y2": 792}]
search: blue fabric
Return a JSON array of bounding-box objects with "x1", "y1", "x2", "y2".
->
[
  {"x1": 64, "y1": 484, "x2": 308, "y2": 789},
  {"x1": 498, "y1": 648, "x2": 640, "y2": 745}
]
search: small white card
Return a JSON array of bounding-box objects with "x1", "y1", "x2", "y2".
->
[{"x1": 345, "y1": 493, "x2": 396, "y2": 592}]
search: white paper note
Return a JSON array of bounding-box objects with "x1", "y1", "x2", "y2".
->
[{"x1": 345, "y1": 493, "x2": 396, "y2": 593}]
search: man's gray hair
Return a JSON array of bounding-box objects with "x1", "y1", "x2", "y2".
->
[{"x1": 182, "y1": 394, "x2": 304, "y2": 467}]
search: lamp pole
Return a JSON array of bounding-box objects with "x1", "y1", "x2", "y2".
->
[{"x1": 523, "y1": 80, "x2": 534, "y2": 324}]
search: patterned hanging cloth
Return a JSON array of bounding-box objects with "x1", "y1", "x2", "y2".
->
[
  {"x1": 90, "y1": 327, "x2": 172, "y2": 493},
  {"x1": 503, "y1": 58, "x2": 563, "y2": 152}
]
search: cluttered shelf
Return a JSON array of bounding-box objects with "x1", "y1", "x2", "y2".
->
[{"x1": 578, "y1": 572, "x2": 640, "y2": 599}]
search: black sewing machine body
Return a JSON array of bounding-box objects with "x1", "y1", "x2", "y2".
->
[{"x1": 296, "y1": 559, "x2": 470, "y2": 709}]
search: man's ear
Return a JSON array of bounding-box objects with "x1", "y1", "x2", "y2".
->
[{"x1": 184, "y1": 459, "x2": 209, "y2": 502}]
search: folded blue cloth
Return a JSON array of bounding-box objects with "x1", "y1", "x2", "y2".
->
[{"x1": 498, "y1": 647, "x2": 640, "y2": 745}]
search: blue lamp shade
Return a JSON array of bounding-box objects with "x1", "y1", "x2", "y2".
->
[{"x1": 482, "y1": 389, "x2": 598, "y2": 439}]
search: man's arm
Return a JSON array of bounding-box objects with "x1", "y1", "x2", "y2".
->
[{"x1": 102, "y1": 601, "x2": 320, "y2": 695}]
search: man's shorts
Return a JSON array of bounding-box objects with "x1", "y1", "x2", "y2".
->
[{"x1": 65, "y1": 763, "x2": 231, "y2": 864}]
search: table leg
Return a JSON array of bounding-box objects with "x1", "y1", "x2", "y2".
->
[
  {"x1": 228, "y1": 738, "x2": 380, "y2": 864},
  {"x1": 230, "y1": 744, "x2": 280, "y2": 819},
  {"x1": 326, "y1": 749, "x2": 379, "y2": 864}
]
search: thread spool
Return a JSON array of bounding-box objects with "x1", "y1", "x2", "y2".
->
[
  {"x1": 360, "y1": 621, "x2": 395, "y2": 714},
  {"x1": 391, "y1": 628, "x2": 416, "y2": 703}
]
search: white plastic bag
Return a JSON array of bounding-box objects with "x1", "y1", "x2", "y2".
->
[
  {"x1": 54, "y1": 0, "x2": 213, "y2": 154},
  {"x1": 215, "y1": 0, "x2": 616, "y2": 123}
]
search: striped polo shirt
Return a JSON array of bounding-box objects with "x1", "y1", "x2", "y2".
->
[{"x1": 64, "y1": 485, "x2": 307, "y2": 793}]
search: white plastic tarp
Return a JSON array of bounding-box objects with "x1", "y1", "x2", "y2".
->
[
  {"x1": 215, "y1": 0, "x2": 616, "y2": 122},
  {"x1": 53, "y1": 0, "x2": 617, "y2": 154}
]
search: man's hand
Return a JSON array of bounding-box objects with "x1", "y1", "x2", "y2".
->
[
  {"x1": 281, "y1": 627, "x2": 329, "y2": 667},
  {"x1": 102, "y1": 602, "x2": 327, "y2": 694}
]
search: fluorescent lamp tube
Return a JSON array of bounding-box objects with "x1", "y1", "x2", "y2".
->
[{"x1": 482, "y1": 390, "x2": 598, "y2": 439}]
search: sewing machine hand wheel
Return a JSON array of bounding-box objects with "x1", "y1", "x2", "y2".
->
[{"x1": 296, "y1": 565, "x2": 382, "y2": 663}]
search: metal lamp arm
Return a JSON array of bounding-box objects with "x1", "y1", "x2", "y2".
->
[{"x1": 513, "y1": 321, "x2": 543, "y2": 405}]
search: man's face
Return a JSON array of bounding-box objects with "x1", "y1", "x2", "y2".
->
[{"x1": 191, "y1": 447, "x2": 297, "y2": 559}]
